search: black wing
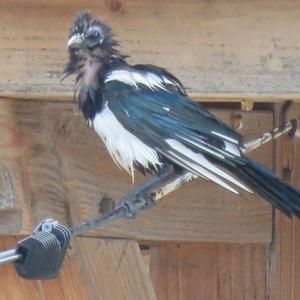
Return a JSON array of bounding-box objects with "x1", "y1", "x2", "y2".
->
[
  {"x1": 103, "y1": 67, "x2": 250, "y2": 194},
  {"x1": 102, "y1": 66, "x2": 300, "y2": 216}
]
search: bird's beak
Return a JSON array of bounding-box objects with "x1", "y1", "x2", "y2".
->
[{"x1": 66, "y1": 34, "x2": 85, "y2": 50}]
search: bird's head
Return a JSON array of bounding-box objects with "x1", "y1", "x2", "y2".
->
[{"x1": 63, "y1": 10, "x2": 123, "y2": 79}]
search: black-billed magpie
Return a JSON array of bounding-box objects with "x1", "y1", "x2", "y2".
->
[{"x1": 64, "y1": 11, "x2": 300, "y2": 217}]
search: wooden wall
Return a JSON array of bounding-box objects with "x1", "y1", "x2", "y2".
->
[
  {"x1": 0, "y1": 1, "x2": 299, "y2": 299},
  {"x1": 0, "y1": 0, "x2": 300, "y2": 100}
]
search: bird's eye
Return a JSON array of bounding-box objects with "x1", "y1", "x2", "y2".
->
[
  {"x1": 86, "y1": 26, "x2": 102, "y2": 40},
  {"x1": 85, "y1": 26, "x2": 104, "y2": 47},
  {"x1": 87, "y1": 31, "x2": 99, "y2": 38}
]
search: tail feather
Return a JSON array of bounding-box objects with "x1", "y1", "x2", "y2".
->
[{"x1": 233, "y1": 159, "x2": 300, "y2": 217}]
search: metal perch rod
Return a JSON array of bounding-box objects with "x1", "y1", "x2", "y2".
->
[
  {"x1": 0, "y1": 249, "x2": 23, "y2": 265},
  {"x1": 0, "y1": 121, "x2": 295, "y2": 266}
]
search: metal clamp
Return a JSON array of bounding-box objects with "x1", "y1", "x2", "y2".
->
[{"x1": 0, "y1": 219, "x2": 71, "y2": 280}]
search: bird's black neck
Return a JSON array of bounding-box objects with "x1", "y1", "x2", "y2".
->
[{"x1": 78, "y1": 55, "x2": 127, "y2": 121}]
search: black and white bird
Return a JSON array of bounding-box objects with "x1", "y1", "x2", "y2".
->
[{"x1": 64, "y1": 11, "x2": 300, "y2": 217}]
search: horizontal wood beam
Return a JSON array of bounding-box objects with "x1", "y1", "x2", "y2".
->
[
  {"x1": 0, "y1": 0, "x2": 299, "y2": 100},
  {"x1": 0, "y1": 98, "x2": 273, "y2": 243}
]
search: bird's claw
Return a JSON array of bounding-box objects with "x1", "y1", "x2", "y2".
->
[{"x1": 123, "y1": 193, "x2": 155, "y2": 218}]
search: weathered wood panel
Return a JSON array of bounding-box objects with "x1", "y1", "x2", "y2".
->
[
  {"x1": 0, "y1": 161, "x2": 31, "y2": 234},
  {"x1": 0, "y1": 98, "x2": 274, "y2": 242},
  {"x1": 0, "y1": 0, "x2": 300, "y2": 100},
  {"x1": 270, "y1": 103, "x2": 300, "y2": 300},
  {"x1": 71, "y1": 238, "x2": 157, "y2": 300},
  {"x1": 0, "y1": 236, "x2": 156, "y2": 300},
  {"x1": 150, "y1": 243, "x2": 268, "y2": 300}
]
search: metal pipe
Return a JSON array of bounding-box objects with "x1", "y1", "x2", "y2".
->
[
  {"x1": 70, "y1": 206, "x2": 128, "y2": 237},
  {"x1": 0, "y1": 249, "x2": 23, "y2": 265}
]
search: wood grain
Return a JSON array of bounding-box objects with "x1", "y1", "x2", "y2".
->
[
  {"x1": 71, "y1": 238, "x2": 157, "y2": 300},
  {"x1": 0, "y1": 98, "x2": 274, "y2": 242},
  {"x1": 0, "y1": 1, "x2": 300, "y2": 100},
  {"x1": 270, "y1": 103, "x2": 300, "y2": 300},
  {"x1": 150, "y1": 243, "x2": 268, "y2": 300},
  {"x1": 0, "y1": 236, "x2": 156, "y2": 300},
  {"x1": 0, "y1": 160, "x2": 28, "y2": 234}
]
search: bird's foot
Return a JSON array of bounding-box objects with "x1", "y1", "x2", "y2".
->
[
  {"x1": 124, "y1": 192, "x2": 155, "y2": 218},
  {"x1": 139, "y1": 192, "x2": 156, "y2": 208}
]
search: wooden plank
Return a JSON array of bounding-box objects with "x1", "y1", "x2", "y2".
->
[
  {"x1": 70, "y1": 238, "x2": 157, "y2": 300},
  {"x1": 0, "y1": 98, "x2": 273, "y2": 242},
  {"x1": 150, "y1": 243, "x2": 268, "y2": 300},
  {"x1": 0, "y1": 161, "x2": 29, "y2": 234},
  {"x1": 41, "y1": 241, "x2": 92, "y2": 300},
  {"x1": 270, "y1": 103, "x2": 300, "y2": 300},
  {"x1": 0, "y1": 1, "x2": 300, "y2": 100},
  {"x1": 0, "y1": 236, "x2": 156, "y2": 300}
]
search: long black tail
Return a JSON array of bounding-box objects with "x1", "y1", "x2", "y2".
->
[{"x1": 232, "y1": 158, "x2": 300, "y2": 217}]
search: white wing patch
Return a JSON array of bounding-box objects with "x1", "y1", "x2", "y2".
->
[
  {"x1": 224, "y1": 141, "x2": 241, "y2": 157},
  {"x1": 105, "y1": 69, "x2": 182, "y2": 92},
  {"x1": 93, "y1": 103, "x2": 161, "y2": 182},
  {"x1": 162, "y1": 76, "x2": 176, "y2": 85},
  {"x1": 174, "y1": 134, "x2": 226, "y2": 159},
  {"x1": 211, "y1": 131, "x2": 239, "y2": 144},
  {"x1": 165, "y1": 139, "x2": 252, "y2": 194}
]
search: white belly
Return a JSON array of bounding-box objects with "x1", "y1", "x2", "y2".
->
[{"x1": 93, "y1": 102, "x2": 161, "y2": 180}]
